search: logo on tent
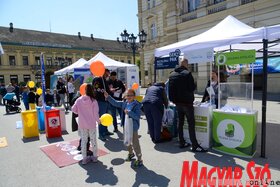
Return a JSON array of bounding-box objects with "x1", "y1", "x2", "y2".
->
[{"x1": 217, "y1": 54, "x2": 227, "y2": 65}]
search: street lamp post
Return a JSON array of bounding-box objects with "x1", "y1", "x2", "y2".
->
[{"x1": 118, "y1": 29, "x2": 147, "y2": 64}]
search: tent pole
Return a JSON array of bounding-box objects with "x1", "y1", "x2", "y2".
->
[
  {"x1": 154, "y1": 57, "x2": 157, "y2": 83},
  {"x1": 261, "y1": 39, "x2": 268, "y2": 158}
]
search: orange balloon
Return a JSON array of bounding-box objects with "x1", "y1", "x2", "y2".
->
[
  {"x1": 132, "y1": 83, "x2": 139, "y2": 90},
  {"x1": 90, "y1": 60, "x2": 105, "y2": 77},
  {"x1": 79, "y1": 83, "x2": 87, "y2": 95}
]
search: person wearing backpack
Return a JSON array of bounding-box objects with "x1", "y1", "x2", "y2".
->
[{"x1": 168, "y1": 57, "x2": 207, "y2": 152}]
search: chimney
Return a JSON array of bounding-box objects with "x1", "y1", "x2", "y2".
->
[
  {"x1": 9, "y1": 22, "x2": 13, "y2": 33},
  {"x1": 90, "y1": 34, "x2": 95, "y2": 41},
  {"x1": 78, "y1": 32, "x2": 82, "y2": 40}
]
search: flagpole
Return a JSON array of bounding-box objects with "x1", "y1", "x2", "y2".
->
[{"x1": 40, "y1": 53, "x2": 46, "y2": 111}]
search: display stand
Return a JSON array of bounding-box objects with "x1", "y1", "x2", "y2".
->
[
  {"x1": 183, "y1": 105, "x2": 214, "y2": 149},
  {"x1": 212, "y1": 50, "x2": 257, "y2": 158}
]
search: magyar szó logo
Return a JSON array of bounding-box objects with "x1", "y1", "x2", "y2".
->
[
  {"x1": 217, "y1": 54, "x2": 227, "y2": 65},
  {"x1": 217, "y1": 119, "x2": 244, "y2": 148}
]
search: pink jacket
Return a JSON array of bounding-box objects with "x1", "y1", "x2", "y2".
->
[{"x1": 72, "y1": 95, "x2": 99, "y2": 129}]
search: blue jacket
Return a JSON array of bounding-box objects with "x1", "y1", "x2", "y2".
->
[{"x1": 107, "y1": 96, "x2": 141, "y2": 132}]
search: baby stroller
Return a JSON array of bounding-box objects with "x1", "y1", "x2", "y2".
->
[{"x1": 3, "y1": 93, "x2": 22, "y2": 114}]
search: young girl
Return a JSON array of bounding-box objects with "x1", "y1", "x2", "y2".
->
[
  {"x1": 72, "y1": 84, "x2": 99, "y2": 165},
  {"x1": 104, "y1": 89, "x2": 143, "y2": 167}
]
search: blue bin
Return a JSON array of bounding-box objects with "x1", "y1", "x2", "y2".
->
[{"x1": 36, "y1": 106, "x2": 51, "y2": 131}]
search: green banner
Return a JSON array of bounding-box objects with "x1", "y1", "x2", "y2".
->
[{"x1": 216, "y1": 50, "x2": 256, "y2": 66}]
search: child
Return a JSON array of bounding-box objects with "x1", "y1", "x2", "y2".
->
[
  {"x1": 104, "y1": 89, "x2": 143, "y2": 167},
  {"x1": 53, "y1": 89, "x2": 60, "y2": 107},
  {"x1": 72, "y1": 84, "x2": 99, "y2": 165},
  {"x1": 22, "y1": 86, "x2": 29, "y2": 110},
  {"x1": 28, "y1": 88, "x2": 36, "y2": 110}
]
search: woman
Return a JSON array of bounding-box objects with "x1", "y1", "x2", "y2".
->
[
  {"x1": 142, "y1": 82, "x2": 168, "y2": 143},
  {"x1": 67, "y1": 76, "x2": 75, "y2": 108}
]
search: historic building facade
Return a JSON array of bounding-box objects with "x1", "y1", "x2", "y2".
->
[
  {"x1": 0, "y1": 24, "x2": 137, "y2": 87},
  {"x1": 137, "y1": 0, "x2": 280, "y2": 93}
]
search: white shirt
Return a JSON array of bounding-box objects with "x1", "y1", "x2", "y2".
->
[{"x1": 68, "y1": 82, "x2": 75, "y2": 93}]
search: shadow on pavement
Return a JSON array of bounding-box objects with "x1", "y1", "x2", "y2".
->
[
  {"x1": 79, "y1": 161, "x2": 118, "y2": 185},
  {"x1": 103, "y1": 133, "x2": 126, "y2": 152},
  {"x1": 194, "y1": 150, "x2": 245, "y2": 170},
  {"x1": 131, "y1": 165, "x2": 170, "y2": 187},
  {"x1": 21, "y1": 136, "x2": 40, "y2": 143},
  {"x1": 46, "y1": 137, "x2": 64, "y2": 144},
  {"x1": 111, "y1": 158, "x2": 125, "y2": 166},
  {"x1": 154, "y1": 139, "x2": 191, "y2": 154}
]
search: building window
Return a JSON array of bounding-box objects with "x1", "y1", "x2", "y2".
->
[
  {"x1": 147, "y1": 0, "x2": 151, "y2": 9},
  {"x1": 152, "y1": 0, "x2": 156, "y2": 7},
  {"x1": 188, "y1": 0, "x2": 200, "y2": 12},
  {"x1": 35, "y1": 56, "x2": 40, "y2": 65},
  {"x1": 128, "y1": 60, "x2": 131, "y2": 64},
  {"x1": 46, "y1": 57, "x2": 52, "y2": 66},
  {"x1": 151, "y1": 23, "x2": 157, "y2": 40},
  {"x1": 121, "y1": 60, "x2": 124, "y2": 62},
  {"x1": 0, "y1": 56, "x2": 2, "y2": 65},
  {"x1": 22, "y1": 56, "x2": 29, "y2": 66},
  {"x1": 10, "y1": 75, "x2": 18, "y2": 84},
  {"x1": 23, "y1": 75, "x2": 31, "y2": 83},
  {"x1": 9, "y1": 56, "x2": 16, "y2": 66},
  {"x1": 0, "y1": 75, "x2": 4, "y2": 83},
  {"x1": 190, "y1": 64, "x2": 198, "y2": 72}
]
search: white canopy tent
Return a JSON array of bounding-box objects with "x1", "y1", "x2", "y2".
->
[
  {"x1": 155, "y1": 15, "x2": 280, "y2": 57},
  {"x1": 54, "y1": 58, "x2": 87, "y2": 75},
  {"x1": 82, "y1": 52, "x2": 136, "y2": 68},
  {"x1": 154, "y1": 15, "x2": 280, "y2": 158}
]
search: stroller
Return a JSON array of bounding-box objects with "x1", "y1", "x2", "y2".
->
[{"x1": 3, "y1": 93, "x2": 22, "y2": 114}]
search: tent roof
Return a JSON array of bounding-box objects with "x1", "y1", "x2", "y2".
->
[
  {"x1": 54, "y1": 58, "x2": 87, "y2": 75},
  {"x1": 54, "y1": 52, "x2": 136, "y2": 75},
  {"x1": 155, "y1": 15, "x2": 267, "y2": 57},
  {"x1": 82, "y1": 52, "x2": 136, "y2": 68}
]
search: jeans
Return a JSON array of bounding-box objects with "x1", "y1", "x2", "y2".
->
[
  {"x1": 143, "y1": 103, "x2": 163, "y2": 142},
  {"x1": 127, "y1": 131, "x2": 142, "y2": 160},
  {"x1": 80, "y1": 128, "x2": 97, "y2": 158},
  {"x1": 59, "y1": 93, "x2": 67, "y2": 109},
  {"x1": 108, "y1": 103, "x2": 123, "y2": 130},
  {"x1": 98, "y1": 101, "x2": 109, "y2": 137},
  {"x1": 176, "y1": 104, "x2": 199, "y2": 147}
]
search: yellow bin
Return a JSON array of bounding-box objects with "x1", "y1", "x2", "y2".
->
[{"x1": 21, "y1": 110, "x2": 39, "y2": 138}]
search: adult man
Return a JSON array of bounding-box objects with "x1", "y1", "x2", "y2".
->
[
  {"x1": 168, "y1": 57, "x2": 207, "y2": 152},
  {"x1": 107, "y1": 71, "x2": 126, "y2": 132},
  {"x1": 56, "y1": 77, "x2": 67, "y2": 110},
  {"x1": 92, "y1": 69, "x2": 113, "y2": 141}
]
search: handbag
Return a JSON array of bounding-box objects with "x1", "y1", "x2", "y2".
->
[
  {"x1": 123, "y1": 114, "x2": 133, "y2": 146},
  {"x1": 160, "y1": 126, "x2": 172, "y2": 141},
  {"x1": 162, "y1": 108, "x2": 174, "y2": 126}
]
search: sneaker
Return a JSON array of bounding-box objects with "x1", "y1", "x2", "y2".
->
[
  {"x1": 125, "y1": 153, "x2": 135, "y2": 162},
  {"x1": 191, "y1": 145, "x2": 208, "y2": 152},
  {"x1": 179, "y1": 143, "x2": 191, "y2": 149},
  {"x1": 82, "y1": 156, "x2": 91, "y2": 165},
  {"x1": 106, "y1": 131, "x2": 114, "y2": 136},
  {"x1": 90, "y1": 156, "x2": 98, "y2": 163},
  {"x1": 133, "y1": 160, "x2": 143, "y2": 168}
]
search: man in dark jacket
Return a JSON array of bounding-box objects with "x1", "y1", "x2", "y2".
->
[
  {"x1": 142, "y1": 82, "x2": 168, "y2": 143},
  {"x1": 169, "y1": 57, "x2": 207, "y2": 152},
  {"x1": 107, "y1": 71, "x2": 126, "y2": 132},
  {"x1": 92, "y1": 69, "x2": 113, "y2": 141}
]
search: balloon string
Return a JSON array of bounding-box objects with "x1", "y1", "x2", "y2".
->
[{"x1": 101, "y1": 77, "x2": 106, "y2": 92}]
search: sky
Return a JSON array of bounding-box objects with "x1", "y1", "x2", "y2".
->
[{"x1": 0, "y1": 0, "x2": 139, "y2": 40}]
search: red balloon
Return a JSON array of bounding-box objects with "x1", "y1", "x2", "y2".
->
[
  {"x1": 79, "y1": 83, "x2": 87, "y2": 95},
  {"x1": 90, "y1": 60, "x2": 105, "y2": 77},
  {"x1": 132, "y1": 83, "x2": 139, "y2": 90}
]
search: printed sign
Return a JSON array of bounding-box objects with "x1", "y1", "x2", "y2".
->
[
  {"x1": 184, "y1": 48, "x2": 214, "y2": 64},
  {"x1": 48, "y1": 117, "x2": 60, "y2": 128},
  {"x1": 216, "y1": 50, "x2": 256, "y2": 66},
  {"x1": 155, "y1": 49, "x2": 180, "y2": 69}
]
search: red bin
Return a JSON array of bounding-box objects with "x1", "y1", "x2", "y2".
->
[{"x1": 44, "y1": 109, "x2": 62, "y2": 138}]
